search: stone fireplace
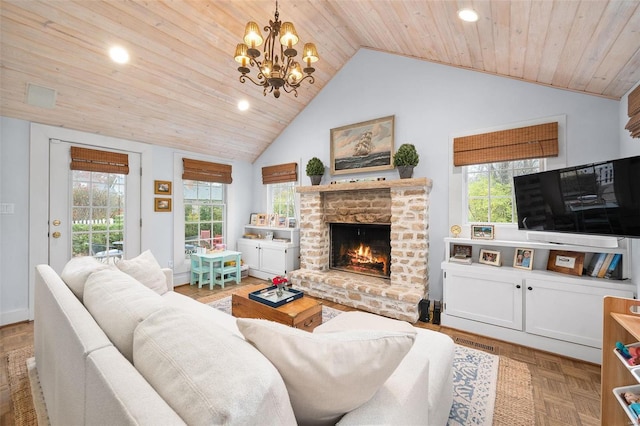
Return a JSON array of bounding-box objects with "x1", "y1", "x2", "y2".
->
[{"x1": 290, "y1": 178, "x2": 431, "y2": 322}]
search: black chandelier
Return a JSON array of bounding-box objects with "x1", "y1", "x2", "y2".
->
[{"x1": 234, "y1": 1, "x2": 319, "y2": 98}]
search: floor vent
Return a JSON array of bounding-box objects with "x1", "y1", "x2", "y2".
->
[{"x1": 454, "y1": 337, "x2": 497, "y2": 354}]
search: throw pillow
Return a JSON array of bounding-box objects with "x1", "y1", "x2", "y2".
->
[
  {"x1": 84, "y1": 268, "x2": 165, "y2": 362},
  {"x1": 115, "y1": 250, "x2": 168, "y2": 295},
  {"x1": 313, "y1": 311, "x2": 417, "y2": 336},
  {"x1": 236, "y1": 318, "x2": 416, "y2": 426},
  {"x1": 60, "y1": 256, "x2": 115, "y2": 302},
  {"x1": 134, "y1": 307, "x2": 297, "y2": 426}
]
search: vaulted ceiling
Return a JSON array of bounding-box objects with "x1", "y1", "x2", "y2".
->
[{"x1": 2, "y1": 1, "x2": 639, "y2": 163}]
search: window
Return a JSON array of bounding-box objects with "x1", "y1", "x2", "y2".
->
[
  {"x1": 71, "y1": 170, "x2": 125, "y2": 261},
  {"x1": 268, "y1": 181, "x2": 296, "y2": 218},
  {"x1": 464, "y1": 159, "x2": 543, "y2": 223},
  {"x1": 183, "y1": 180, "x2": 225, "y2": 257}
]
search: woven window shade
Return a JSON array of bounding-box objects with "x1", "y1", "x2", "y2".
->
[
  {"x1": 453, "y1": 122, "x2": 559, "y2": 167},
  {"x1": 70, "y1": 146, "x2": 129, "y2": 174},
  {"x1": 182, "y1": 158, "x2": 232, "y2": 184},
  {"x1": 625, "y1": 85, "x2": 640, "y2": 138},
  {"x1": 262, "y1": 162, "x2": 298, "y2": 184}
]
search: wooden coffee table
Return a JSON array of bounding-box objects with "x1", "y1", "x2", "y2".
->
[{"x1": 231, "y1": 284, "x2": 322, "y2": 332}]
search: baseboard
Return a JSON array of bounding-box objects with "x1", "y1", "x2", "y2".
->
[{"x1": 526, "y1": 231, "x2": 619, "y2": 248}]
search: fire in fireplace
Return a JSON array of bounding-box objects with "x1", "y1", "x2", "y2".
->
[{"x1": 330, "y1": 223, "x2": 391, "y2": 278}]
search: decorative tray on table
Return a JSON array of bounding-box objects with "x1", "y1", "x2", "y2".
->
[{"x1": 248, "y1": 285, "x2": 304, "y2": 308}]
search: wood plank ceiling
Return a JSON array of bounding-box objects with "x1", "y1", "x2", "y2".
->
[{"x1": 1, "y1": 0, "x2": 640, "y2": 163}]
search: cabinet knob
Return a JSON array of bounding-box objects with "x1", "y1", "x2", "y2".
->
[
  {"x1": 516, "y1": 284, "x2": 521, "y2": 289},
  {"x1": 527, "y1": 286, "x2": 533, "y2": 291}
]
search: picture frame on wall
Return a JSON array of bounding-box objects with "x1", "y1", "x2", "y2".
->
[
  {"x1": 479, "y1": 249, "x2": 501, "y2": 266},
  {"x1": 154, "y1": 180, "x2": 172, "y2": 195},
  {"x1": 547, "y1": 250, "x2": 585, "y2": 276},
  {"x1": 513, "y1": 248, "x2": 535, "y2": 270},
  {"x1": 154, "y1": 198, "x2": 172, "y2": 212},
  {"x1": 330, "y1": 115, "x2": 395, "y2": 175},
  {"x1": 471, "y1": 224, "x2": 495, "y2": 240}
]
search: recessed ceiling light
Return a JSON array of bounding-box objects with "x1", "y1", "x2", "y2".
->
[
  {"x1": 458, "y1": 8, "x2": 479, "y2": 23},
  {"x1": 109, "y1": 46, "x2": 129, "y2": 64},
  {"x1": 238, "y1": 100, "x2": 250, "y2": 111}
]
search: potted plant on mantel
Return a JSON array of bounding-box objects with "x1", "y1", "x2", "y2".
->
[
  {"x1": 393, "y1": 143, "x2": 420, "y2": 179},
  {"x1": 306, "y1": 157, "x2": 325, "y2": 185}
]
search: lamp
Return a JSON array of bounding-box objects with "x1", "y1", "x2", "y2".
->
[{"x1": 234, "y1": 1, "x2": 319, "y2": 98}]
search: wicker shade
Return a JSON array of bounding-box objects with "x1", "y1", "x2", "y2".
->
[
  {"x1": 453, "y1": 122, "x2": 559, "y2": 167},
  {"x1": 70, "y1": 146, "x2": 129, "y2": 174},
  {"x1": 182, "y1": 158, "x2": 232, "y2": 184},
  {"x1": 262, "y1": 162, "x2": 298, "y2": 184},
  {"x1": 625, "y1": 85, "x2": 640, "y2": 138}
]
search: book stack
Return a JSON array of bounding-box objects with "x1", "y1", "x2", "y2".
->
[
  {"x1": 449, "y1": 255, "x2": 472, "y2": 265},
  {"x1": 584, "y1": 253, "x2": 623, "y2": 279}
]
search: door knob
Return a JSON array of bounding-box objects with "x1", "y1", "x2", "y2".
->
[
  {"x1": 516, "y1": 284, "x2": 521, "y2": 289},
  {"x1": 527, "y1": 286, "x2": 533, "y2": 291},
  {"x1": 52, "y1": 219, "x2": 61, "y2": 226},
  {"x1": 52, "y1": 231, "x2": 61, "y2": 238}
]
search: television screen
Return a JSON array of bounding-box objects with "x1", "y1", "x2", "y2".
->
[{"x1": 513, "y1": 155, "x2": 640, "y2": 238}]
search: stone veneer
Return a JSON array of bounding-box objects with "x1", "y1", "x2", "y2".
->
[{"x1": 290, "y1": 178, "x2": 431, "y2": 322}]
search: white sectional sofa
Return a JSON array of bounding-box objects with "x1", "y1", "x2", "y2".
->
[{"x1": 34, "y1": 252, "x2": 454, "y2": 425}]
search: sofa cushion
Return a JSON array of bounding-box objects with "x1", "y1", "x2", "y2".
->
[
  {"x1": 133, "y1": 307, "x2": 297, "y2": 426},
  {"x1": 116, "y1": 250, "x2": 168, "y2": 295},
  {"x1": 236, "y1": 318, "x2": 416, "y2": 426},
  {"x1": 84, "y1": 268, "x2": 165, "y2": 362},
  {"x1": 314, "y1": 311, "x2": 417, "y2": 336},
  {"x1": 60, "y1": 256, "x2": 115, "y2": 302}
]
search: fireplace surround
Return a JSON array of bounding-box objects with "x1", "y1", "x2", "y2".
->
[{"x1": 290, "y1": 178, "x2": 431, "y2": 322}]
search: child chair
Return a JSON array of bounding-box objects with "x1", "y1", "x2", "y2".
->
[{"x1": 190, "y1": 254, "x2": 211, "y2": 288}]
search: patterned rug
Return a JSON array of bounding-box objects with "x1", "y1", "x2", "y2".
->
[{"x1": 206, "y1": 296, "x2": 532, "y2": 426}]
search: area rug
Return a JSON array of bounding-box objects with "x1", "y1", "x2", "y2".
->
[
  {"x1": 6, "y1": 346, "x2": 49, "y2": 426},
  {"x1": 207, "y1": 296, "x2": 534, "y2": 426}
]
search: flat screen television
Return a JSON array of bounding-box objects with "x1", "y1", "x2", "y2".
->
[{"x1": 513, "y1": 155, "x2": 640, "y2": 238}]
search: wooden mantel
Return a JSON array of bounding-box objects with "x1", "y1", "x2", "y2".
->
[{"x1": 297, "y1": 177, "x2": 432, "y2": 193}]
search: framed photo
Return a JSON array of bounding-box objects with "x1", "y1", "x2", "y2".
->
[
  {"x1": 547, "y1": 250, "x2": 585, "y2": 276},
  {"x1": 154, "y1": 180, "x2": 172, "y2": 195},
  {"x1": 479, "y1": 249, "x2": 501, "y2": 266},
  {"x1": 154, "y1": 198, "x2": 172, "y2": 212},
  {"x1": 471, "y1": 224, "x2": 495, "y2": 240},
  {"x1": 513, "y1": 248, "x2": 535, "y2": 270},
  {"x1": 257, "y1": 213, "x2": 267, "y2": 226},
  {"x1": 330, "y1": 115, "x2": 395, "y2": 175},
  {"x1": 288, "y1": 217, "x2": 297, "y2": 228},
  {"x1": 249, "y1": 213, "x2": 258, "y2": 225},
  {"x1": 277, "y1": 215, "x2": 287, "y2": 228},
  {"x1": 452, "y1": 244, "x2": 472, "y2": 259}
]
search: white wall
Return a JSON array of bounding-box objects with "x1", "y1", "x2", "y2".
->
[
  {"x1": 0, "y1": 118, "x2": 253, "y2": 325},
  {"x1": 253, "y1": 48, "x2": 621, "y2": 301},
  {"x1": 1, "y1": 117, "x2": 31, "y2": 324},
  {"x1": 619, "y1": 82, "x2": 640, "y2": 295}
]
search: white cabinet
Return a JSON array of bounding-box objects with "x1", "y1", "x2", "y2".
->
[
  {"x1": 442, "y1": 237, "x2": 635, "y2": 363},
  {"x1": 237, "y1": 226, "x2": 300, "y2": 280},
  {"x1": 444, "y1": 266, "x2": 523, "y2": 330}
]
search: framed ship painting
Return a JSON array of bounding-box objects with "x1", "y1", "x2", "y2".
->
[{"x1": 330, "y1": 115, "x2": 394, "y2": 175}]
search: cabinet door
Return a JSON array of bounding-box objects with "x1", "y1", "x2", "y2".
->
[
  {"x1": 525, "y1": 279, "x2": 634, "y2": 348},
  {"x1": 444, "y1": 267, "x2": 523, "y2": 330},
  {"x1": 259, "y1": 244, "x2": 288, "y2": 275},
  {"x1": 237, "y1": 240, "x2": 260, "y2": 269}
]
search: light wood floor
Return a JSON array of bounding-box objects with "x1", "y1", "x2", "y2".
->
[{"x1": 1, "y1": 277, "x2": 602, "y2": 426}]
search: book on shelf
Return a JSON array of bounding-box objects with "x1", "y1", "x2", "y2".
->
[
  {"x1": 605, "y1": 254, "x2": 623, "y2": 280},
  {"x1": 589, "y1": 253, "x2": 607, "y2": 277},
  {"x1": 585, "y1": 253, "x2": 606, "y2": 276},
  {"x1": 597, "y1": 253, "x2": 615, "y2": 278},
  {"x1": 449, "y1": 256, "x2": 472, "y2": 265}
]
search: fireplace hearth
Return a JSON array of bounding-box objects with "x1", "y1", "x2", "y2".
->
[{"x1": 330, "y1": 223, "x2": 391, "y2": 278}]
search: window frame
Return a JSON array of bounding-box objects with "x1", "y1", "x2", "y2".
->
[
  {"x1": 448, "y1": 115, "x2": 567, "y2": 234},
  {"x1": 267, "y1": 181, "x2": 297, "y2": 221}
]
